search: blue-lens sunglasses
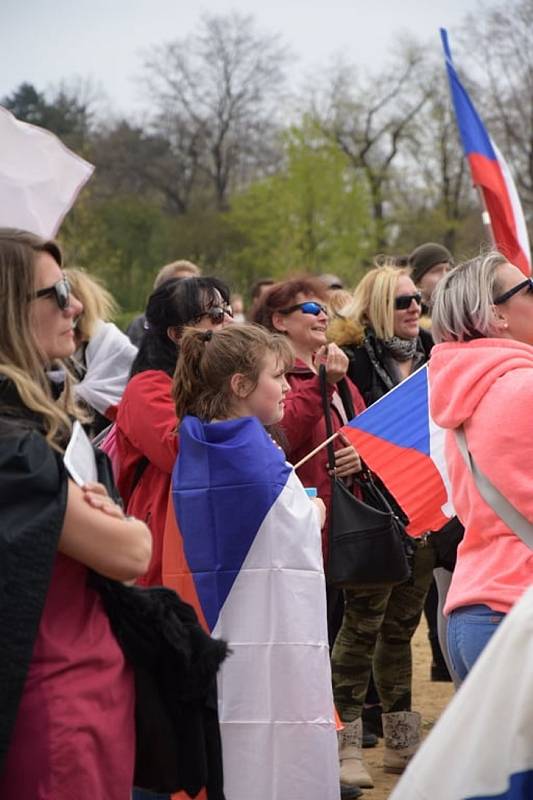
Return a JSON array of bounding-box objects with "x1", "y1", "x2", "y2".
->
[{"x1": 279, "y1": 301, "x2": 328, "y2": 316}]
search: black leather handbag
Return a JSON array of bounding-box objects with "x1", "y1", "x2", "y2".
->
[{"x1": 319, "y1": 367, "x2": 412, "y2": 589}]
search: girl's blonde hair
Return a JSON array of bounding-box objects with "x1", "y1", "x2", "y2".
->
[
  {"x1": 64, "y1": 267, "x2": 118, "y2": 342},
  {"x1": 173, "y1": 324, "x2": 293, "y2": 421},
  {"x1": 432, "y1": 251, "x2": 507, "y2": 343},
  {"x1": 0, "y1": 228, "x2": 80, "y2": 448},
  {"x1": 343, "y1": 262, "x2": 411, "y2": 340}
]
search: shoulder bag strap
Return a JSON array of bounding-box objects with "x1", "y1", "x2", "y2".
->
[
  {"x1": 336, "y1": 376, "x2": 356, "y2": 422},
  {"x1": 319, "y1": 365, "x2": 336, "y2": 471},
  {"x1": 454, "y1": 426, "x2": 533, "y2": 550}
]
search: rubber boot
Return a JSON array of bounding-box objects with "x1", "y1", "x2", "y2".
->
[
  {"x1": 382, "y1": 710, "x2": 421, "y2": 774},
  {"x1": 338, "y1": 718, "x2": 374, "y2": 789}
]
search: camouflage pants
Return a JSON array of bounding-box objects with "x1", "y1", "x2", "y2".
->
[{"x1": 331, "y1": 539, "x2": 436, "y2": 722}]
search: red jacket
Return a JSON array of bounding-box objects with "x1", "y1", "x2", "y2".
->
[
  {"x1": 115, "y1": 370, "x2": 178, "y2": 586},
  {"x1": 281, "y1": 359, "x2": 366, "y2": 559}
]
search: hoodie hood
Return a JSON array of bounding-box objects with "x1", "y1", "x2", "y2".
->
[{"x1": 429, "y1": 338, "x2": 533, "y2": 430}]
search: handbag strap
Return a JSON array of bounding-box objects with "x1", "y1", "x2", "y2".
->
[
  {"x1": 319, "y1": 364, "x2": 336, "y2": 471},
  {"x1": 454, "y1": 426, "x2": 533, "y2": 551}
]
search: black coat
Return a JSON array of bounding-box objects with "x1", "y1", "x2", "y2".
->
[
  {"x1": 343, "y1": 328, "x2": 434, "y2": 406},
  {"x1": 0, "y1": 402, "x2": 67, "y2": 771}
]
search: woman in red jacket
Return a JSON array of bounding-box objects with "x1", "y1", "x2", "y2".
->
[
  {"x1": 251, "y1": 277, "x2": 365, "y2": 557},
  {"x1": 115, "y1": 276, "x2": 233, "y2": 589}
]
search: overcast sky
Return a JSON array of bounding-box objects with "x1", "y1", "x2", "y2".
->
[{"x1": 2, "y1": 0, "x2": 481, "y2": 117}]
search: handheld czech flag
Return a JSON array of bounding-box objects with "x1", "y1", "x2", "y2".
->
[
  {"x1": 341, "y1": 365, "x2": 454, "y2": 537},
  {"x1": 441, "y1": 28, "x2": 531, "y2": 276}
]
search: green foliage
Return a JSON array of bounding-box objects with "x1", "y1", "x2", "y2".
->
[
  {"x1": 226, "y1": 123, "x2": 375, "y2": 288},
  {"x1": 2, "y1": 82, "x2": 91, "y2": 149},
  {"x1": 59, "y1": 193, "x2": 169, "y2": 311}
]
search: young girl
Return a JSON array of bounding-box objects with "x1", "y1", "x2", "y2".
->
[{"x1": 164, "y1": 324, "x2": 338, "y2": 800}]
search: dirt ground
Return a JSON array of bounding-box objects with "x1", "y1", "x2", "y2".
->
[{"x1": 359, "y1": 618, "x2": 455, "y2": 799}]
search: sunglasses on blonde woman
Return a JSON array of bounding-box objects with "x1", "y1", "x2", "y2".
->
[
  {"x1": 493, "y1": 277, "x2": 533, "y2": 305},
  {"x1": 394, "y1": 292, "x2": 422, "y2": 311},
  {"x1": 33, "y1": 278, "x2": 71, "y2": 310}
]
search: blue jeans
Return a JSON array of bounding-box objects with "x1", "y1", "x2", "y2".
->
[
  {"x1": 447, "y1": 604, "x2": 505, "y2": 683},
  {"x1": 132, "y1": 790, "x2": 169, "y2": 800}
]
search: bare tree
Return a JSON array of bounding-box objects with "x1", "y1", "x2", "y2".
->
[
  {"x1": 89, "y1": 120, "x2": 202, "y2": 213},
  {"x1": 142, "y1": 12, "x2": 290, "y2": 210},
  {"x1": 394, "y1": 64, "x2": 476, "y2": 254},
  {"x1": 307, "y1": 46, "x2": 431, "y2": 249}
]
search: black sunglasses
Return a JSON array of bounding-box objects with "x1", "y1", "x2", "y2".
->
[
  {"x1": 280, "y1": 301, "x2": 329, "y2": 316},
  {"x1": 493, "y1": 277, "x2": 533, "y2": 305},
  {"x1": 34, "y1": 278, "x2": 71, "y2": 310},
  {"x1": 395, "y1": 292, "x2": 422, "y2": 311},
  {"x1": 195, "y1": 305, "x2": 233, "y2": 325}
]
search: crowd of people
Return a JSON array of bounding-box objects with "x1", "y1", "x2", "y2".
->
[{"x1": 1, "y1": 224, "x2": 532, "y2": 800}]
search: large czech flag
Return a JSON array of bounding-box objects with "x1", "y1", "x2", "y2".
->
[
  {"x1": 441, "y1": 28, "x2": 531, "y2": 276},
  {"x1": 390, "y1": 586, "x2": 533, "y2": 800},
  {"x1": 341, "y1": 365, "x2": 454, "y2": 537},
  {"x1": 162, "y1": 415, "x2": 339, "y2": 800}
]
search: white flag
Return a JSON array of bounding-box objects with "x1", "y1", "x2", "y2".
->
[{"x1": 0, "y1": 106, "x2": 94, "y2": 238}]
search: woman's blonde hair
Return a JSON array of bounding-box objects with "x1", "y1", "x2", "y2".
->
[
  {"x1": 343, "y1": 262, "x2": 410, "y2": 340},
  {"x1": 64, "y1": 267, "x2": 118, "y2": 342},
  {"x1": 431, "y1": 251, "x2": 507, "y2": 343},
  {"x1": 173, "y1": 324, "x2": 293, "y2": 421},
  {"x1": 0, "y1": 228, "x2": 80, "y2": 448}
]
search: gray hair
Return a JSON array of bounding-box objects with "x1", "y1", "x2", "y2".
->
[{"x1": 431, "y1": 251, "x2": 507, "y2": 343}]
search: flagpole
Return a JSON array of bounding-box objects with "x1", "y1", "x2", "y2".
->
[{"x1": 293, "y1": 433, "x2": 339, "y2": 470}]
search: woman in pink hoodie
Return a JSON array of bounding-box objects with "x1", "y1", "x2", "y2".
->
[{"x1": 429, "y1": 251, "x2": 533, "y2": 683}]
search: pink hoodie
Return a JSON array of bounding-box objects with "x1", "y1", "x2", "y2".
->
[{"x1": 429, "y1": 338, "x2": 533, "y2": 615}]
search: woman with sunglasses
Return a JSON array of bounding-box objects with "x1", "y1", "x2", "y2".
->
[
  {"x1": 251, "y1": 277, "x2": 365, "y2": 557},
  {"x1": 429, "y1": 252, "x2": 533, "y2": 683},
  {"x1": 0, "y1": 229, "x2": 152, "y2": 798},
  {"x1": 114, "y1": 276, "x2": 233, "y2": 593},
  {"x1": 329, "y1": 262, "x2": 433, "y2": 405},
  {"x1": 326, "y1": 262, "x2": 436, "y2": 787}
]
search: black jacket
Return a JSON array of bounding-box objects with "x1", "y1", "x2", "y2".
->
[
  {"x1": 0, "y1": 381, "x2": 68, "y2": 771},
  {"x1": 343, "y1": 328, "x2": 434, "y2": 406}
]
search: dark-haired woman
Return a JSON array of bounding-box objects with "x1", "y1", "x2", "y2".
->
[{"x1": 115, "y1": 276, "x2": 233, "y2": 588}]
